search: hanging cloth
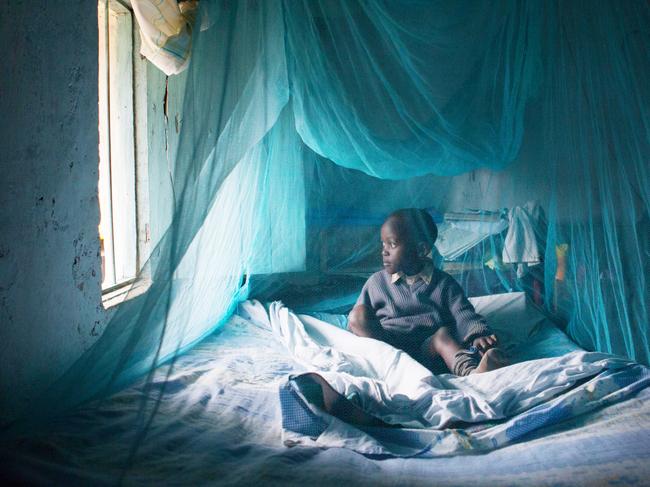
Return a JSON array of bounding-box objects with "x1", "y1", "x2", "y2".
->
[
  {"x1": 503, "y1": 201, "x2": 545, "y2": 277},
  {"x1": 131, "y1": 0, "x2": 198, "y2": 75}
]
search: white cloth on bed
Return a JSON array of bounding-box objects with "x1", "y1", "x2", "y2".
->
[
  {"x1": 7, "y1": 304, "x2": 650, "y2": 484},
  {"x1": 239, "y1": 299, "x2": 650, "y2": 456}
]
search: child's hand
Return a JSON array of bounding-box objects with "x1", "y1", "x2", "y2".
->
[{"x1": 472, "y1": 335, "x2": 498, "y2": 353}]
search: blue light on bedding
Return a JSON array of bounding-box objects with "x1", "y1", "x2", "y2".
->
[
  {"x1": 251, "y1": 300, "x2": 649, "y2": 458},
  {"x1": 4, "y1": 294, "x2": 650, "y2": 486}
]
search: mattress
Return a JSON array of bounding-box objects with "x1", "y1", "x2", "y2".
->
[{"x1": 4, "y1": 293, "x2": 650, "y2": 486}]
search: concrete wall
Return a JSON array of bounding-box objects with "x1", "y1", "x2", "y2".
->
[
  {"x1": 0, "y1": 2, "x2": 106, "y2": 421},
  {"x1": 0, "y1": 0, "x2": 191, "y2": 422}
]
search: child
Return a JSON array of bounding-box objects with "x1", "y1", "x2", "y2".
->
[{"x1": 348, "y1": 208, "x2": 507, "y2": 375}]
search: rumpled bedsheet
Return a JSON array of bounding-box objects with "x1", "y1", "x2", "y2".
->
[{"x1": 239, "y1": 300, "x2": 650, "y2": 457}]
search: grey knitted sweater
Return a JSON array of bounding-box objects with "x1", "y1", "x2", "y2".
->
[{"x1": 355, "y1": 267, "x2": 492, "y2": 346}]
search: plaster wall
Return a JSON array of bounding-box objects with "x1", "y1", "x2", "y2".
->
[
  {"x1": 146, "y1": 66, "x2": 187, "y2": 250},
  {"x1": 0, "y1": 2, "x2": 106, "y2": 421}
]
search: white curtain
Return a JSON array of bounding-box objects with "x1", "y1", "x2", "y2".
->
[{"x1": 131, "y1": 0, "x2": 198, "y2": 75}]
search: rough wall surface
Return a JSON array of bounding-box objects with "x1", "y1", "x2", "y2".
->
[
  {"x1": 146, "y1": 64, "x2": 187, "y2": 250},
  {"x1": 0, "y1": 1, "x2": 106, "y2": 421}
]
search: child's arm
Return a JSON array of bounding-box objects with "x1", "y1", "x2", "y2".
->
[
  {"x1": 348, "y1": 304, "x2": 385, "y2": 340},
  {"x1": 348, "y1": 276, "x2": 386, "y2": 340},
  {"x1": 444, "y1": 276, "x2": 498, "y2": 351}
]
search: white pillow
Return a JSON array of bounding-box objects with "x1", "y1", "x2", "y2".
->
[{"x1": 468, "y1": 292, "x2": 547, "y2": 350}]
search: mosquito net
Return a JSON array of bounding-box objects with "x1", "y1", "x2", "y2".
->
[{"x1": 6, "y1": 0, "x2": 649, "y2": 441}]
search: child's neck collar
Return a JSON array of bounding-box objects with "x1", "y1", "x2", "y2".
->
[{"x1": 403, "y1": 259, "x2": 427, "y2": 276}]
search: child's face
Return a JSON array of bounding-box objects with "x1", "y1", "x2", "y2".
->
[{"x1": 380, "y1": 217, "x2": 421, "y2": 275}]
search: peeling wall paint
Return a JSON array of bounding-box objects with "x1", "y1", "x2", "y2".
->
[
  {"x1": 147, "y1": 66, "x2": 188, "y2": 250},
  {"x1": 0, "y1": 2, "x2": 107, "y2": 421}
]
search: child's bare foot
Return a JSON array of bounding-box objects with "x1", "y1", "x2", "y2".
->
[
  {"x1": 471, "y1": 348, "x2": 509, "y2": 374},
  {"x1": 295, "y1": 373, "x2": 391, "y2": 427}
]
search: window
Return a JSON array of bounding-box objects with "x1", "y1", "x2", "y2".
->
[{"x1": 98, "y1": 0, "x2": 150, "y2": 301}]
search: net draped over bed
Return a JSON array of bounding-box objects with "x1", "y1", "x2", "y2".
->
[{"x1": 7, "y1": 0, "x2": 649, "y2": 444}]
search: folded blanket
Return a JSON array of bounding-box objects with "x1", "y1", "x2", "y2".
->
[{"x1": 239, "y1": 300, "x2": 650, "y2": 457}]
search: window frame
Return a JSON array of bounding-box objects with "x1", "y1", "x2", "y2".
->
[{"x1": 98, "y1": 0, "x2": 151, "y2": 307}]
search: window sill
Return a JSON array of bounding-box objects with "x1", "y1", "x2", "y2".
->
[{"x1": 102, "y1": 277, "x2": 151, "y2": 309}]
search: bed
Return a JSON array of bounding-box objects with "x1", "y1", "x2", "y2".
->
[{"x1": 5, "y1": 292, "x2": 650, "y2": 486}]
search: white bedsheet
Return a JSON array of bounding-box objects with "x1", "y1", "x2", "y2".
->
[
  {"x1": 5, "y1": 300, "x2": 650, "y2": 486},
  {"x1": 239, "y1": 300, "x2": 650, "y2": 457}
]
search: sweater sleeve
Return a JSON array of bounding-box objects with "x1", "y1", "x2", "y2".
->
[
  {"x1": 443, "y1": 276, "x2": 492, "y2": 344},
  {"x1": 355, "y1": 276, "x2": 373, "y2": 308}
]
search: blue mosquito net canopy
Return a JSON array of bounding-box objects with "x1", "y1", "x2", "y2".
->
[{"x1": 12, "y1": 0, "x2": 650, "y2": 434}]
